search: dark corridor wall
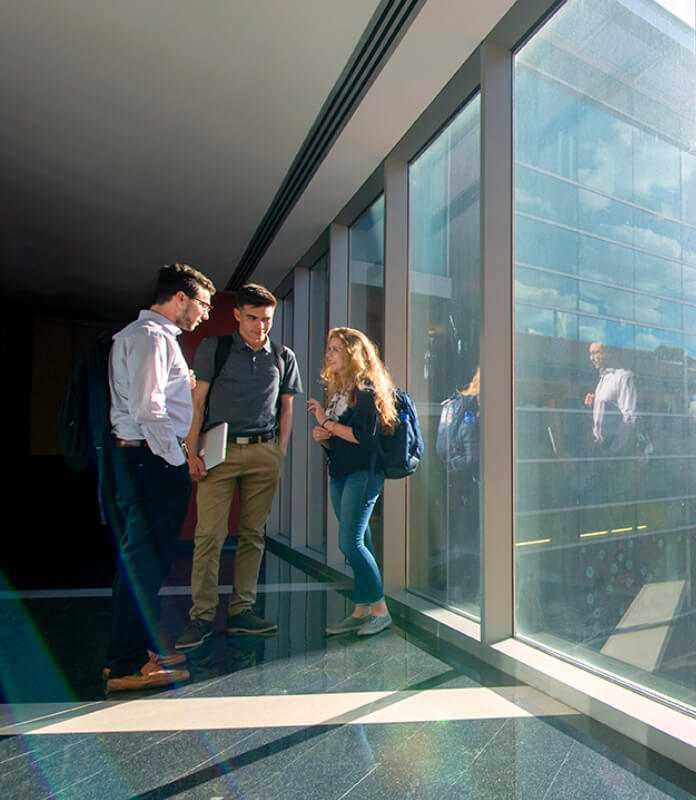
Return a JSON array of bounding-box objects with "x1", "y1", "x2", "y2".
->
[{"x1": 1, "y1": 310, "x2": 119, "y2": 590}]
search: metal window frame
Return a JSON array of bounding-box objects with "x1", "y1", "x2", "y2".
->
[
  {"x1": 382, "y1": 155, "x2": 409, "y2": 593},
  {"x1": 479, "y1": 39, "x2": 514, "y2": 644}
]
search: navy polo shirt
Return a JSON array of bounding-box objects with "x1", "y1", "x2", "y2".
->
[{"x1": 194, "y1": 333, "x2": 302, "y2": 435}]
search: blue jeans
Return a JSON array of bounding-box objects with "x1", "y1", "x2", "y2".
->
[{"x1": 329, "y1": 470, "x2": 385, "y2": 605}]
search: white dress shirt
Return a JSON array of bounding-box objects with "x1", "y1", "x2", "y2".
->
[
  {"x1": 109, "y1": 310, "x2": 192, "y2": 466},
  {"x1": 592, "y1": 367, "x2": 637, "y2": 443}
]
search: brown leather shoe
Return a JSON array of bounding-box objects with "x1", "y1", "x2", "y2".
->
[
  {"x1": 106, "y1": 658, "x2": 190, "y2": 692},
  {"x1": 102, "y1": 650, "x2": 187, "y2": 680}
]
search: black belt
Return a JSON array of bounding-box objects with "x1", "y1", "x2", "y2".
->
[
  {"x1": 227, "y1": 431, "x2": 275, "y2": 445},
  {"x1": 114, "y1": 437, "x2": 147, "y2": 448},
  {"x1": 113, "y1": 437, "x2": 186, "y2": 450}
]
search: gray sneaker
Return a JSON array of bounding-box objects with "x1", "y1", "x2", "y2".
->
[
  {"x1": 175, "y1": 619, "x2": 213, "y2": 651},
  {"x1": 226, "y1": 609, "x2": 278, "y2": 635},
  {"x1": 326, "y1": 615, "x2": 371, "y2": 635},
  {"x1": 356, "y1": 613, "x2": 392, "y2": 636}
]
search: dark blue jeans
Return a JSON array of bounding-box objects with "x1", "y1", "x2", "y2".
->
[
  {"x1": 109, "y1": 446, "x2": 191, "y2": 677},
  {"x1": 329, "y1": 470, "x2": 385, "y2": 605}
]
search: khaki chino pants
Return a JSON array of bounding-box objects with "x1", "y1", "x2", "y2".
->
[{"x1": 190, "y1": 440, "x2": 283, "y2": 621}]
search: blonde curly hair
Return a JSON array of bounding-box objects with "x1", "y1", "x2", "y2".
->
[
  {"x1": 459, "y1": 366, "x2": 480, "y2": 397},
  {"x1": 321, "y1": 327, "x2": 398, "y2": 434}
]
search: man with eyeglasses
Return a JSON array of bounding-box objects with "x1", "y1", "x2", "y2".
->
[{"x1": 105, "y1": 262, "x2": 215, "y2": 692}]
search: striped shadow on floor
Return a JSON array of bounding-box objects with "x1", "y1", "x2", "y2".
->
[{"x1": 1, "y1": 686, "x2": 577, "y2": 736}]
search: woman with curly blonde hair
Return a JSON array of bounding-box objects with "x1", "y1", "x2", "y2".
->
[{"x1": 308, "y1": 327, "x2": 397, "y2": 636}]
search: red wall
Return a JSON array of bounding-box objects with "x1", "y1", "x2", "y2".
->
[{"x1": 179, "y1": 291, "x2": 239, "y2": 540}]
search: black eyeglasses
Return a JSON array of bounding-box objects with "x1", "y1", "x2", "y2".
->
[{"x1": 189, "y1": 295, "x2": 212, "y2": 312}]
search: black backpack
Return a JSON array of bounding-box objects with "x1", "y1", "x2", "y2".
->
[
  {"x1": 57, "y1": 334, "x2": 113, "y2": 471},
  {"x1": 377, "y1": 389, "x2": 424, "y2": 479},
  {"x1": 203, "y1": 335, "x2": 289, "y2": 430}
]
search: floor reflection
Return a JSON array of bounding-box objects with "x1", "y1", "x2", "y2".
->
[{"x1": 1, "y1": 549, "x2": 694, "y2": 800}]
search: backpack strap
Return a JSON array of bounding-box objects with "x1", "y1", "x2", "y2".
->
[
  {"x1": 270, "y1": 340, "x2": 287, "y2": 386},
  {"x1": 202, "y1": 335, "x2": 235, "y2": 429},
  {"x1": 214, "y1": 336, "x2": 286, "y2": 386},
  {"x1": 270, "y1": 341, "x2": 290, "y2": 430},
  {"x1": 204, "y1": 336, "x2": 288, "y2": 430},
  {"x1": 212, "y1": 335, "x2": 235, "y2": 387}
]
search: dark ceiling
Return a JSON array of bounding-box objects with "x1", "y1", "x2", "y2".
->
[{"x1": 0, "y1": 0, "x2": 380, "y2": 320}]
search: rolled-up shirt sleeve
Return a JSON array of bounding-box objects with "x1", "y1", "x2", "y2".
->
[
  {"x1": 193, "y1": 336, "x2": 216, "y2": 384},
  {"x1": 127, "y1": 331, "x2": 186, "y2": 466},
  {"x1": 280, "y1": 349, "x2": 303, "y2": 396}
]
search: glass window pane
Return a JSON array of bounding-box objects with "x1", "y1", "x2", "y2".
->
[
  {"x1": 269, "y1": 302, "x2": 286, "y2": 540},
  {"x1": 516, "y1": 216, "x2": 579, "y2": 275},
  {"x1": 349, "y1": 196, "x2": 385, "y2": 562},
  {"x1": 578, "y1": 235, "x2": 634, "y2": 289},
  {"x1": 307, "y1": 255, "x2": 329, "y2": 555},
  {"x1": 514, "y1": 0, "x2": 696, "y2": 711},
  {"x1": 408, "y1": 94, "x2": 481, "y2": 617},
  {"x1": 349, "y1": 196, "x2": 385, "y2": 351},
  {"x1": 578, "y1": 281, "x2": 633, "y2": 320},
  {"x1": 517, "y1": 266, "x2": 578, "y2": 311},
  {"x1": 279, "y1": 293, "x2": 294, "y2": 535},
  {"x1": 634, "y1": 252, "x2": 681, "y2": 299}
]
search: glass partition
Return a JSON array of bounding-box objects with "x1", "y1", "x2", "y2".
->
[
  {"x1": 349, "y1": 195, "x2": 385, "y2": 352},
  {"x1": 407, "y1": 94, "x2": 482, "y2": 616},
  {"x1": 307, "y1": 254, "x2": 329, "y2": 555},
  {"x1": 514, "y1": 0, "x2": 696, "y2": 709},
  {"x1": 349, "y1": 195, "x2": 386, "y2": 563},
  {"x1": 279, "y1": 290, "x2": 294, "y2": 536}
]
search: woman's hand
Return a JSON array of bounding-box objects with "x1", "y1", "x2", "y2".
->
[
  {"x1": 312, "y1": 424, "x2": 331, "y2": 442},
  {"x1": 307, "y1": 398, "x2": 327, "y2": 425}
]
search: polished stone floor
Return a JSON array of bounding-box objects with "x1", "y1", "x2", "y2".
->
[{"x1": 1, "y1": 550, "x2": 695, "y2": 799}]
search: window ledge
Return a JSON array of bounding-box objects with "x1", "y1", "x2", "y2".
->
[
  {"x1": 388, "y1": 589, "x2": 481, "y2": 643},
  {"x1": 492, "y1": 638, "x2": 696, "y2": 771},
  {"x1": 388, "y1": 591, "x2": 696, "y2": 773}
]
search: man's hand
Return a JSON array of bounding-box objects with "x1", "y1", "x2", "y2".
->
[
  {"x1": 584, "y1": 392, "x2": 595, "y2": 407},
  {"x1": 312, "y1": 425, "x2": 331, "y2": 442},
  {"x1": 189, "y1": 369, "x2": 197, "y2": 390},
  {"x1": 187, "y1": 453, "x2": 208, "y2": 481}
]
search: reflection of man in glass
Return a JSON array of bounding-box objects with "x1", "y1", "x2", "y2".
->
[{"x1": 584, "y1": 342, "x2": 637, "y2": 454}]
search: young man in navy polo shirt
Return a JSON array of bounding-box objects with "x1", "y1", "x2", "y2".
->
[{"x1": 176, "y1": 284, "x2": 302, "y2": 649}]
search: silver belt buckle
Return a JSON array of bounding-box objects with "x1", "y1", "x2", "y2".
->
[{"x1": 237, "y1": 436, "x2": 250, "y2": 445}]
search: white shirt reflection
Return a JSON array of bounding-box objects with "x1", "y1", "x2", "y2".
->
[{"x1": 592, "y1": 367, "x2": 637, "y2": 443}]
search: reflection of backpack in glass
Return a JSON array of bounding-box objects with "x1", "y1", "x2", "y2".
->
[{"x1": 436, "y1": 393, "x2": 479, "y2": 471}]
